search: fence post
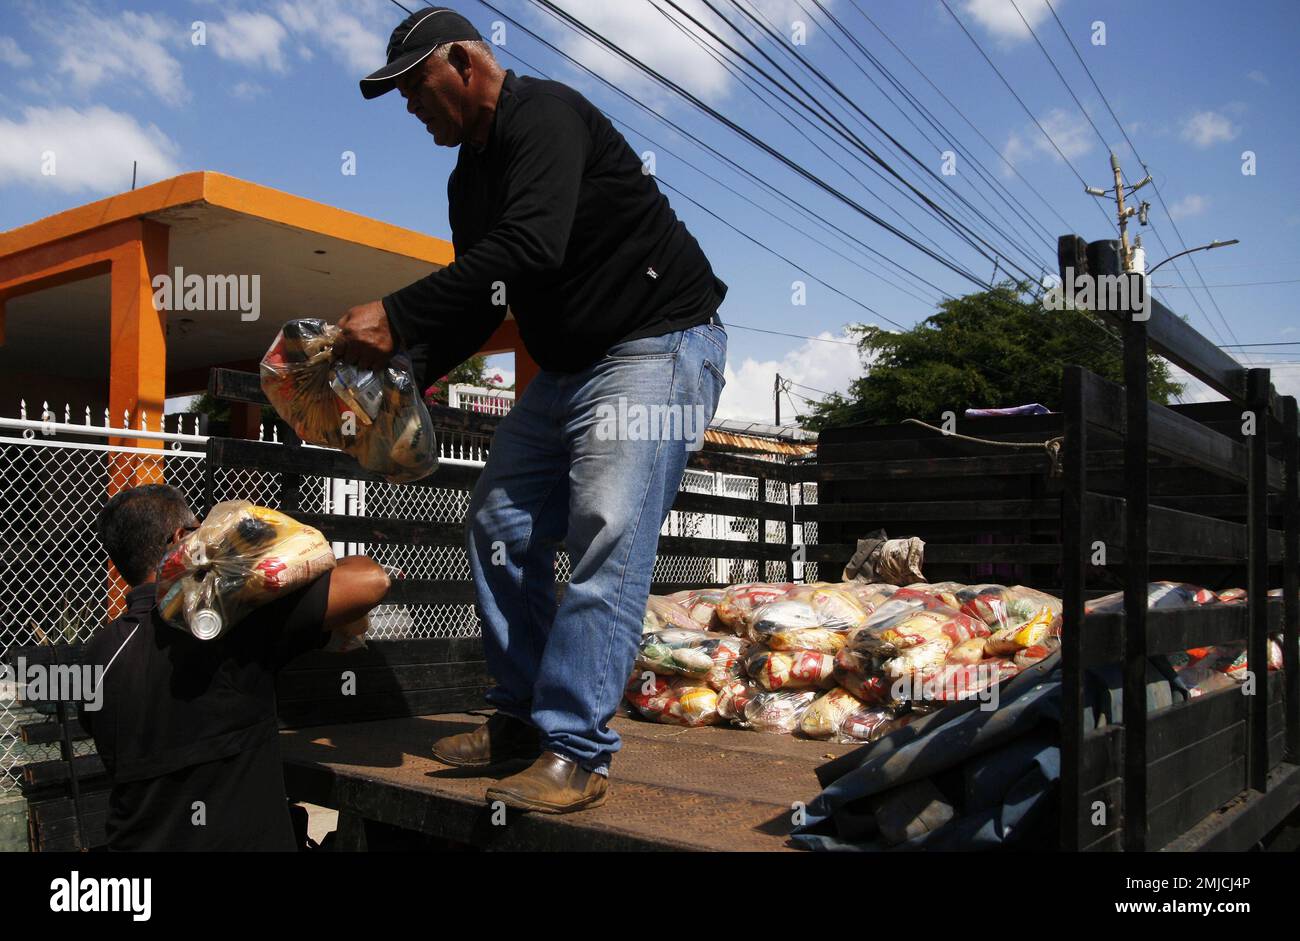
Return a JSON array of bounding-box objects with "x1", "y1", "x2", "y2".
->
[
  {"x1": 1246, "y1": 369, "x2": 1272, "y2": 790},
  {"x1": 1120, "y1": 251, "x2": 1150, "y2": 852},
  {"x1": 1061, "y1": 365, "x2": 1087, "y2": 852},
  {"x1": 1283, "y1": 396, "x2": 1299, "y2": 764}
]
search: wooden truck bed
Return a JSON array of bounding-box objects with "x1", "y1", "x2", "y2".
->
[{"x1": 279, "y1": 712, "x2": 858, "y2": 851}]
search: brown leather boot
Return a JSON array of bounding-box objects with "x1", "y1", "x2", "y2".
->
[
  {"x1": 484, "y1": 752, "x2": 609, "y2": 814},
  {"x1": 431, "y1": 713, "x2": 542, "y2": 768}
]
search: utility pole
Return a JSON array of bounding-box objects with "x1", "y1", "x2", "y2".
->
[
  {"x1": 774, "y1": 373, "x2": 781, "y2": 426},
  {"x1": 1085, "y1": 153, "x2": 1151, "y2": 272}
]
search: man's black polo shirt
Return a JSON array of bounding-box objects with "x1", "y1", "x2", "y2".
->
[
  {"x1": 382, "y1": 69, "x2": 728, "y2": 388},
  {"x1": 79, "y1": 574, "x2": 332, "y2": 851}
]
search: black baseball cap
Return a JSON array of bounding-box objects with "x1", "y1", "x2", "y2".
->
[{"x1": 360, "y1": 6, "x2": 483, "y2": 100}]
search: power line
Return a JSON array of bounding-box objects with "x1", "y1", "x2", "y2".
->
[
  {"x1": 801, "y1": 0, "x2": 1060, "y2": 259},
  {"x1": 646, "y1": 5, "x2": 950, "y2": 304},
  {"x1": 727, "y1": 0, "x2": 1051, "y2": 278},
  {"x1": 1152, "y1": 279, "x2": 1300, "y2": 289},
  {"x1": 937, "y1": 0, "x2": 1113, "y2": 232},
  {"x1": 474, "y1": 0, "x2": 955, "y2": 300},
  {"x1": 679, "y1": 0, "x2": 1043, "y2": 284},
  {"x1": 488, "y1": 44, "x2": 892, "y2": 346},
  {"x1": 524, "y1": 0, "x2": 992, "y2": 288},
  {"x1": 730, "y1": 325, "x2": 861, "y2": 346},
  {"x1": 846, "y1": 0, "x2": 1079, "y2": 238},
  {"x1": 1040, "y1": 0, "x2": 1248, "y2": 363}
]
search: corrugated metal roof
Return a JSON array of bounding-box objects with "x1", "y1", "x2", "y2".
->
[{"x1": 703, "y1": 428, "x2": 817, "y2": 456}]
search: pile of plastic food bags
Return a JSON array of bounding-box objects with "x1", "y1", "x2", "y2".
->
[
  {"x1": 261, "y1": 319, "x2": 439, "y2": 484},
  {"x1": 157, "y1": 500, "x2": 341, "y2": 641},
  {"x1": 624, "y1": 577, "x2": 1294, "y2": 745},
  {"x1": 1088, "y1": 581, "x2": 1286, "y2": 698},
  {"x1": 624, "y1": 580, "x2": 1065, "y2": 742}
]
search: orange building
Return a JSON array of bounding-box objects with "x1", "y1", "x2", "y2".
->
[{"x1": 0, "y1": 171, "x2": 536, "y2": 447}]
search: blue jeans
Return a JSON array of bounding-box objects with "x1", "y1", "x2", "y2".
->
[{"x1": 466, "y1": 320, "x2": 727, "y2": 772}]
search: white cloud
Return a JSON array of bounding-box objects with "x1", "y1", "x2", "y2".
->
[
  {"x1": 1181, "y1": 110, "x2": 1240, "y2": 148},
  {"x1": 34, "y1": 6, "x2": 188, "y2": 107},
  {"x1": 961, "y1": 0, "x2": 1055, "y2": 44},
  {"x1": 1246, "y1": 69, "x2": 1268, "y2": 86},
  {"x1": 230, "y1": 80, "x2": 266, "y2": 100},
  {"x1": 528, "y1": 0, "x2": 822, "y2": 107},
  {"x1": 1167, "y1": 193, "x2": 1208, "y2": 221},
  {"x1": 276, "y1": 0, "x2": 388, "y2": 74},
  {"x1": 0, "y1": 105, "x2": 181, "y2": 194},
  {"x1": 0, "y1": 35, "x2": 32, "y2": 68},
  {"x1": 1039, "y1": 107, "x2": 1095, "y2": 160},
  {"x1": 210, "y1": 12, "x2": 290, "y2": 72},
  {"x1": 715, "y1": 329, "x2": 868, "y2": 424},
  {"x1": 1000, "y1": 107, "x2": 1095, "y2": 173}
]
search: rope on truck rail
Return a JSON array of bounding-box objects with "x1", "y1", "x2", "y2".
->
[{"x1": 901, "y1": 419, "x2": 1065, "y2": 477}]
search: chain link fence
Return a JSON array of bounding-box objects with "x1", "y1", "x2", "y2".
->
[{"x1": 1, "y1": 417, "x2": 805, "y2": 793}]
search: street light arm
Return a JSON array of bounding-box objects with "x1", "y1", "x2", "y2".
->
[{"x1": 1147, "y1": 239, "x2": 1240, "y2": 276}]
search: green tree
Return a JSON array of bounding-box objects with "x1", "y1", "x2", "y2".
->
[{"x1": 802, "y1": 283, "x2": 1182, "y2": 430}]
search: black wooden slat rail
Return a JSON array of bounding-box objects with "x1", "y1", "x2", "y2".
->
[{"x1": 1055, "y1": 238, "x2": 1300, "y2": 853}]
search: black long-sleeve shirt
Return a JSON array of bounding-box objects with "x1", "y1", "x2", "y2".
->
[{"x1": 382, "y1": 70, "x2": 727, "y2": 386}]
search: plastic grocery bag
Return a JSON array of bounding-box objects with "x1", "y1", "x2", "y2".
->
[
  {"x1": 715, "y1": 583, "x2": 796, "y2": 633},
  {"x1": 716, "y1": 678, "x2": 762, "y2": 722},
  {"x1": 836, "y1": 708, "x2": 913, "y2": 744},
  {"x1": 625, "y1": 673, "x2": 721, "y2": 727},
  {"x1": 260, "y1": 319, "x2": 438, "y2": 484},
  {"x1": 835, "y1": 581, "x2": 899, "y2": 611},
  {"x1": 156, "y1": 500, "x2": 336, "y2": 640},
  {"x1": 665, "y1": 588, "x2": 725, "y2": 629},
  {"x1": 642, "y1": 595, "x2": 702, "y2": 634},
  {"x1": 743, "y1": 689, "x2": 818, "y2": 734},
  {"x1": 635, "y1": 629, "x2": 748, "y2": 684},
  {"x1": 800, "y1": 687, "x2": 873, "y2": 739},
  {"x1": 746, "y1": 647, "x2": 837, "y2": 691},
  {"x1": 984, "y1": 606, "x2": 1059, "y2": 656},
  {"x1": 1086, "y1": 581, "x2": 1218, "y2": 614}
]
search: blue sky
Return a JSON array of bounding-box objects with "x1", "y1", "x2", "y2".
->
[{"x1": 2, "y1": 0, "x2": 1297, "y2": 421}]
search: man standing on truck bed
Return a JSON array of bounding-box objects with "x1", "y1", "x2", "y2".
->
[{"x1": 341, "y1": 7, "x2": 728, "y2": 813}]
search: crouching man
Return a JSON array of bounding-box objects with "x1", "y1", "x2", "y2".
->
[{"x1": 80, "y1": 484, "x2": 390, "y2": 851}]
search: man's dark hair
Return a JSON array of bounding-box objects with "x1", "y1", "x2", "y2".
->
[{"x1": 97, "y1": 484, "x2": 196, "y2": 586}]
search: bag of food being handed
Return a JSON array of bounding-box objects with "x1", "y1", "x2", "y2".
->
[
  {"x1": 156, "y1": 500, "x2": 336, "y2": 640},
  {"x1": 260, "y1": 319, "x2": 438, "y2": 484}
]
